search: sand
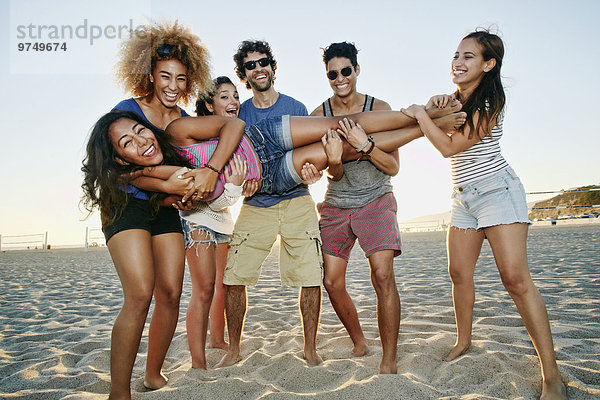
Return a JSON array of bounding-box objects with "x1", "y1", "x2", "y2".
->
[{"x1": 0, "y1": 224, "x2": 599, "y2": 399}]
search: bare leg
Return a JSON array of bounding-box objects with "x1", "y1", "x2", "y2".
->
[
  {"x1": 289, "y1": 112, "x2": 469, "y2": 176},
  {"x1": 300, "y1": 286, "x2": 323, "y2": 365},
  {"x1": 445, "y1": 227, "x2": 485, "y2": 361},
  {"x1": 107, "y1": 230, "x2": 155, "y2": 400},
  {"x1": 216, "y1": 285, "x2": 246, "y2": 367},
  {"x1": 485, "y1": 223, "x2": 566, "y2": 399},
  {"x1": 289, "y1": 104, "x2": 463, "y2": 148},
  {"x1": 144, "y1": 232, "x2": 185, "y2": 388},
  {"x1": 209, "y1": 242, "x2": 229, "y2": 350},
  {"x1": 371, "y1": 112, "x2": 467, "y2": 153},
  {"x1": 368, "y1": 250, "x2": 400, "y2": 374},
  {"x1": 185, "y1": 231, "x2": 217, "y2": 369},
  {"x1": 323, "y1": 254, "x2": 368, "y2": 357}
]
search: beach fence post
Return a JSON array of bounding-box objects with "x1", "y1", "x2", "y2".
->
[
  {"x1": 85, "y1": 227, "x2": 89, "y2": 251},
  {"x1": 44, "y1": 231, "x2": 48, "y2": 250},
  {"x1": 0, "y1": 234, "x2": 2, "y2": 251}
]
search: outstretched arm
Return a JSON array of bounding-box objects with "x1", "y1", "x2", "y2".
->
[{"x1": 403, "y1": 97, "x2": 475, "y2": 158}]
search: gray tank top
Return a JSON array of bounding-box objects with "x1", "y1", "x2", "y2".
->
[{"x1": 322, "y1": 95, "x2": 393, "y2": 209}]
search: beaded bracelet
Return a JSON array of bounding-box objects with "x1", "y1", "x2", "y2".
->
[{"x1": 203, "y1": 163, "x2": 221, "y2": 174}]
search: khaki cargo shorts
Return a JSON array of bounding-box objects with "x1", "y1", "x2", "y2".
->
[{"x1": 224, "y1": 195, "x2": 323, "y2": 287}]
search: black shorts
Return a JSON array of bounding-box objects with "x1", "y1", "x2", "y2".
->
[{"x1": 102, "y1": 197, "x2": 183, "y2": 242}]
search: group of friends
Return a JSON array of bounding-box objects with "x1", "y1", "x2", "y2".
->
[{"x1": 80, "y1": 21, "x2": 567, "y2": 400}]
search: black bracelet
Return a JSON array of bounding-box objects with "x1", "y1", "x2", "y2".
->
[
  {"x1": 203, "y1": 163, "x2": 221, "y2": 174},
  {"x1": 362, "y1": 136, "x2": 375, "y2": 155}
]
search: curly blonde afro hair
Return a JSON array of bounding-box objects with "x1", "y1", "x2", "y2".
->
[{"x1": 115, "y1": 20, "x2": 211, "y2": 106}]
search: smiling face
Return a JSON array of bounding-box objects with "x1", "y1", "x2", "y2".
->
[
  {"x1": 149, "y1": 59, "x2": 188, "y2": 108},
  {"x1": 451, "y1": 38, "x2": 495, "y2": 91},
  {"x1": 207, "y1": 83, "x2": 240, "y2": 117},
  {"x1": 109, "y1": 118, "x2": 163, "y2": 166},
  {"x1": 326, "y1": 57, "x2": 359, "y2": 98},
  {"x1": 243, "y1": 51, "x2": 274, "y2": 92}
]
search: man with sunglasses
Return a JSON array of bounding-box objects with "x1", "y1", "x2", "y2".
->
[
  {"x1": 306, "y1": 41, "x2": 402, "y2": 374},
  {"x1": 217, "y1": 40, "x2": 323, "y2": 368}
]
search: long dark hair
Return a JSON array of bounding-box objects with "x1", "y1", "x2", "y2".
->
[
  {"x1": 457, "y1": 30, "x2": 505, "y2": 139},
  {"x1": 81, "y1": 110, "x2": 190, "y2": 226}
]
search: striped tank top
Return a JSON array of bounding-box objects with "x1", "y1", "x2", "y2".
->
[
  {"x1": 450, "y1": 112, "x2": 508, "y2": 186},
  {"x1": 174, "y1": 135, "x2": 261, "y2": 201}
]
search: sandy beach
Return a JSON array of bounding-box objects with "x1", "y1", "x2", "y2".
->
[{"x1": 0, "y1": 224, "x2": 598, "y2": 399}]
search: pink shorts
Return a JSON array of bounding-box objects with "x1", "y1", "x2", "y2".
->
[{"x1": 318, "y1": 192, "x2": 402, "y2": 261}]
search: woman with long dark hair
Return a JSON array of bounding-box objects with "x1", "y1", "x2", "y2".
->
[
  {"x1": 81, "y1": 110, "x2": 192, "y2": 399},
  {"x1": 402, "y1": 29, "x2": 566, "y2": 399}
]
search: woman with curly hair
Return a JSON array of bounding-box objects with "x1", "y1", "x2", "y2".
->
[
  {"x1": 113, "y1": 20, "x2": 233, "y2": 194},
  {"x1": 96, "y1": 21, "x2": 232, "y2": 399}
]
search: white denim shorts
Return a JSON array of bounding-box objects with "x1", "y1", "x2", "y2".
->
[{"x1": 450, "y1": 167, "x2": 531, "y2": 230}]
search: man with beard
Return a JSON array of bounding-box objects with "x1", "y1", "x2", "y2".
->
[{"x1": 217, "y1": 40, "x2": 323, "y2": 368}]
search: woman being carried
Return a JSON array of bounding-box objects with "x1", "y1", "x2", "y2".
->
[
  {"x1": 401, "y1": 29, "x2": 566, "y2": 399},
  {"x1": 96, "y1": 103, "x2": 465, "y2": 206}
]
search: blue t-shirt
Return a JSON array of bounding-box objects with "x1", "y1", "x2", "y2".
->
[
  {"x1": 239, "y1": 93, "x2": 309, "y2": 207},
  {"x1": 112, "y1": 98, "x2": 190, "y2": 200},
  {"x1": 113, "y1": 98, "x2": 190, "y2": 130}
]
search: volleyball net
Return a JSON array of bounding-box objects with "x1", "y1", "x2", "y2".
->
[{"x1": 0, "y1": 232, "x2": 48, "y2": 251}]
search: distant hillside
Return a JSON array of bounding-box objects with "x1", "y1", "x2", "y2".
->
[
  {"x1": 529, "y1": 185, "x2": 600, "y2": 219},
  {"x1": 398, "y1": 211, "x2": 451, "y2": 231}
]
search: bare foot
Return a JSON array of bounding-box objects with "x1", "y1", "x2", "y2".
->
[
  {"x1": 352, "y1": 341, "x2": 369, "y2": 357},
  {"x1": 208, "y1": 341, "x2": 229, "y2": 351},
  {"x1": 304, "y1": 348, "x2": 323, "y2": 365},
  {"x1": 191, "y1": 360, "x2": 207, "y2": 370},
  {"x1": 215, "y1": 351, "x2": 242, "y2": 368},
  {"x1": 540, "y1": 378, "x2": 567, "y2": 400},
  {"x1": 426, "y1": 99, "x2": 462, "y2": 119},
  {"x1": 379, "y1": 361, "x2": 398, "y2": 374},
  {"x1": 444, "y1": 342, "x2": 470, "y2": 362},
  {"x1": 433, "y1": 112, "x2": 467, "y2": 133},
  {"x1": 143, "y1": 372, "x2": 168, "y2": 390}
]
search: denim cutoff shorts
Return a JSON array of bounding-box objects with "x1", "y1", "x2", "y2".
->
[
  {"x1": 181, "y1": 219, "x2": 230, "y2": 248},
  {"x1": 450, "y1": 166, "x2": 531, "y2": 230},
  {"x1": 245, "y1": 115, "x2": 303, "y2": 195}
]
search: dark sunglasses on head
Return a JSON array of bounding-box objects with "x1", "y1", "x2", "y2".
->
[
  {"x1": 157, "y1": 43, "x2": 175, "y2": 58},
  {"x1": 243, "y1": 57, "x2": 271, "y2": 71},
  {"x1": 327, "y1": 66, "x2": 353, "y2": 80}
]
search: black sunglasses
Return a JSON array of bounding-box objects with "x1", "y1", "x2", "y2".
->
[
  {"x1": 157, "y1": 43, "x2": 176, "y2": 58},
  {"x1": 327, "y1": 66, "x2": 353, "y2": 80},
  {"x1": 243, "y1": 57, "x2": 271, "y2": 71},
  {"x1": 157, "y1": 43, "x2": 187, "y2": 60}
]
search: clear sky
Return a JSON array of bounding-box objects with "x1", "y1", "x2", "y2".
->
[{"x1": 1, "y1": 0, "x2": 598, "y2": 247}]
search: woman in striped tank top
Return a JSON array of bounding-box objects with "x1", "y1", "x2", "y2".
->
[{"x1": 401, "y1": 30, "x2": 566, "y2": 399}]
